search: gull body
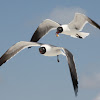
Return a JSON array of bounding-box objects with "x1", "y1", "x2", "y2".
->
[
  {"x1": 30, "y1": 13, "x2": 100, "y2": 42},
  {"x1": 0, "y1": 41, "x2": 78, "y2": 96},
  {"x1": 41, "y1": 44, "x2": 65, "y2": 56},
  {"x1": 60, "y1": 24, "x2": 79, "y2": 35}
]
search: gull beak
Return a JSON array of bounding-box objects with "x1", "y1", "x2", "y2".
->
[
  {"x1": 56, "y1": 34, "x2": 59, "y2": 37},
  {"x1": 56, "y1": 32, "x2": 59, "y2": 37}
]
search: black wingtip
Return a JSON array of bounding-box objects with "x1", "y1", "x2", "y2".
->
[
  {"x1": 73, "y1": 79, "x2": 78, "y2": 96},
  {"x1": 0, "y1": 58, "x2": 6, "y2": 66},
  {"x1": 70, "y1": 72, "x2": 78, "y2": 96},
  {"x1": 30, "y1": 31, "x2": 41, "y2": 42},
  {"x1": 88, "y1": 17, "x2": 100, "y2": 29},
  {"x1": 74, "y1": 84, "x2": 78, "y2": 97}
]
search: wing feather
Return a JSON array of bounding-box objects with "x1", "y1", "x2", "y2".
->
[
  {"x1": 62, "y1": 48, "x2": 78, "y2": 96},
  {"x1": 30, "y1": 19, "x2": 60, "y2": 42},
  {"x1": 0, "y1": 41, "x2": 41, "y2": 66},
  {"x1": 68, "y1": 13, "x2": 100, "y2": 31}
]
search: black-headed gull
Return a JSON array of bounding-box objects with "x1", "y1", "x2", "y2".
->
[
  {"x1": 30, "y1": 13, "x2": 100, "y2": 42},
  {"x1": 0, "y1": 41, "x2": 78, "y2": 96}
]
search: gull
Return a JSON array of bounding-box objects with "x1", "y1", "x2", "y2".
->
[
  {"x1": 0, "y1": 41, "x2": 78, "y2": 96},
  {"x1": 30, "y1": 13, "x2": 100, "y2": 42}
]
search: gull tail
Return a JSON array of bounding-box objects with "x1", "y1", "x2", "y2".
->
[
  {"x1": 77, "y1": 32, "x2": 90, "y2": 39},
  {"x1": 71, "y1": 32, "x2": 90, "y2": 39}
]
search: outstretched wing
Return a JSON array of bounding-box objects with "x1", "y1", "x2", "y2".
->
[
  {"x1": 0, "y1": 41, "x2": 41, "y2": 66},
  {"x1": 68, "y1": 13, "x2": 100, "y2": 31},
  {"x1": 62, "y1": 48, "x2": 78, "y2": 96},
  {"x1": 30, "y1": 19, "x2": 60, "y2": 42}
]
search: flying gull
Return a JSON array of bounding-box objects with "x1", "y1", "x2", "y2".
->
[
  {"x1": 30, "y1": 13, "x2": 100, "y2": 42},
  {"x1": 0, "y1": 41, "x2": 78, "y2": 96}
]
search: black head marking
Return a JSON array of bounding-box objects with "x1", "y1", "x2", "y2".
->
[
  {"x1": 57, "y1": 27, "x2": 63, "y2": 33},
  {"x1": 39, "y1": 47, "x2": 46, "y2": 54}
]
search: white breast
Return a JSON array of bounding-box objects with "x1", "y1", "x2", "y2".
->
[
  {"x1": 61, "y1": 25, "x2": 70, "y2": 33},
  {"x1": 61, "y1": 24, "x2": 80, "y2": 36},
  {"x1": 41, "y1": 45, "x2": 62, "y2": 56}
]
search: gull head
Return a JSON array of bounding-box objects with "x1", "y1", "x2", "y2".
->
[{"x1": 56, "y1": 27, "x2": 63, "y2": 37}]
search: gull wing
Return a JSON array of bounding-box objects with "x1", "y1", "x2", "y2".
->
[
  {"x1": 68, "y1": 13, "x2": 100, "y2": 31},
  {"x1": 30, "y1": 19, "x2": 60, "y2": 42},
  {"x1": 0, "y1": 41, "x2": 41, "y2": 66},
  {"x1": 62, "y1": 48, "x2": 78, "y2": 96}
]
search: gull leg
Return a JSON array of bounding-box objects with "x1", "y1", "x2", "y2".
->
[
  {"x1": 57, "y1": 55, "x2": 60, "y2": 62},
  {"x1": 76, "y1": 34, "x2": 82, "y2": 39},
  {"x1": 28, "y1": 46, "x2": 32, "y2": 49}
]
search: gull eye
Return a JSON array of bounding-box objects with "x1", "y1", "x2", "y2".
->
[{"x1": 39, "y1": 47, "x2": 46, "y2": 54}]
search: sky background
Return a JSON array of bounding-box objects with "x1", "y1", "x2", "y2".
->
[{"x1": 0, "y1": 0, "x2": 100, "y2": 100}]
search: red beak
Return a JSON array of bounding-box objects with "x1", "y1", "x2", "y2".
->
[
  {"x1": 56, "y1": 31, "x2": 59, "y2": 34},
  {"x1": 56, "y1": 32, "x2": 59, "y2": 37}
]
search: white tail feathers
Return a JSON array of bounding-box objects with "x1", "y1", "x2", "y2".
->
[
  {"x1": 78, "y1": 32, "x2": 90, "y2": 39},
  {"x1": 71, "y1": 32, "x2": 90, "y2": 39}
]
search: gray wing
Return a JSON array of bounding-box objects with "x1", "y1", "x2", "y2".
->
[
  {"x1": 30, "y1": 19, "x2": 60, "y2": 42},
  {"x1": 62, "y1": 48, "x2": 78, "y2": 96},
  {"x1": 68, "y1": 13, "x2": 100, "y2": 31},
  {"x1": 0, "y1": 41, "x2": 41, "y2": 66}
]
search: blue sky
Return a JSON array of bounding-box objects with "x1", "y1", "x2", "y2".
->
[{"x1": 0, "y1": 0, "x2": 100, "y2": 100}]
